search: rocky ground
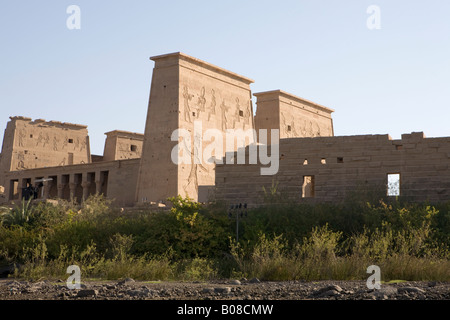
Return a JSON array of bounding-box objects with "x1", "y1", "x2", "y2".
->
[{"x1": 0, "y1": 278, "x2": 449, "y2": 300}]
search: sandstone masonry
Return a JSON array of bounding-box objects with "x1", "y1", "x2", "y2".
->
[{"x1": 0, "y1": 52, "x2": 448, "y2": 207}]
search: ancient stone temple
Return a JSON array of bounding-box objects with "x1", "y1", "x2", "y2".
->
[
  {"x1": 0, "y1": 117, "x2": 142, "y2": 207},
  {"x1": 135, "y1": 52, "x2": 255, "y2": 204},
  {"x1": 0, "y1": 52, "x2": 449, "y2": 207}
]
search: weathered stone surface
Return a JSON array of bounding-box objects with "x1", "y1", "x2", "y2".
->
[
  {"x1": 117, "y1": 278, "x2": 135, "y2": 286},
  {"x1": 76, "y1": 289, "x2": 98, "y2": 298},
  {"x1": 398, "y1": 286, "x2": 426, "y2": 294},
  {"x1": 215, "y1": 132, "x2": 450, "y2": 206},
  {"x1": 312, "y1": 285, "x2": 343, "y2": 298},
  {"x1": 249, "y1": 278, "x2": 261, "y2": 284},
  {"x1": 372, "y1": 285, "x2": 398, "y2": 298},
  {"x1": 1, "y1": 52, "x2": 450, "y2": 209},
  {"x1": 214, "y1": 287, "x2": 231, "y2": 294}
]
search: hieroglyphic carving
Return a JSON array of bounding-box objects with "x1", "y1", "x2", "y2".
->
[
  {"x1": 289, "y1": 116, "x2": 299, "y2": 137},
  {"x1": 244, "y1": 100, "x2": 252, "y2": 127},
  {"x1": 62, "y1": 136, "x2": 68, "y2": 149},
  {"x1": 119, "y1": 142, "x2": 127, "y2": 152},
  {"x1": 300, "y1": 119, "x2": 307, "y2": 137},
  {"x1": 43, "y1": 134, "x2": 50, "y2": 147},
  {"x1": 182, "y1": 132, "x2": 208, "y2": 198},
  {"x1": 17, "y1": 128, "x2": 26, "y2": 147},
  {"x1": 314, "y1": 121, "x2": 321, "y2": 137},
  {"x1": 207, "y1": 89, "x2": 216, "y2": 121},
  {"x1": 219, "y1": 99, "x2": 230, "y2": 131},
  {"x1": 196, "y1": 86, "x2": 206, "y2": 117},
  {"x1": 233, "y1": 97, "x2": 241, "y2": 127},
  {"x1": 16, "y1": 151, "x2": 26, "y2": 169},
  {"x1": 53, "y1": 136, "x2": 59, "y2": 151},
  {"x1": 80, "y1": 138, "x2": 86, "y2": 151},
  {"x1": 282, "y1": 113, "x2": 326, "y2": 138},
  {"x1": 36, "y1": 132, "x2": 44, "y2": 146},
  {"x1": 304, "y1": 120, "x2": 321, "y2": 137},
  {"x1": 183, "y1": 85, "x2": 194, "y2": 123},
  {"x1": 281, "y1": 113, "x2": 293, "y2": 137}
]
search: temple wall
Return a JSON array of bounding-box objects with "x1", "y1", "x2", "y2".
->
[{"x1": 215, "y1": 132, "x2": 450, "y2": 206}]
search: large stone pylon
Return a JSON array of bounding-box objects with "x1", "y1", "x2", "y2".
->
[{"x1": 135, "y1": 52, "x2": 254, "y2": 204}]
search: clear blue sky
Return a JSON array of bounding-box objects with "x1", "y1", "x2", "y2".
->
[{"x1": 1, "y1": 1, "x2": 449, "y2": 155}]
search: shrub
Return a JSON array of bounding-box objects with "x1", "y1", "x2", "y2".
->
[
  {"x1": 0, "y1": 199, "x2": 35, "y2": 227},
  {"x1": 1, "y1": 193, "x2": 448, "y2": 282}
]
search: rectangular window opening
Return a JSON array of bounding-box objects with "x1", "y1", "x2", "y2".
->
[
  {"x1": 130, "y1": 145, "x2": 137, "y2": 152},
  {"x1": 10, "y1": 179, "x2": 19, "y2": 200},
  {"x1": 303, "y1": 159, "x2": 308, "y2": 165},
  {"x1": 239, "y1": 110, "x2": 244, "y2": 117},
  {"x1": 287, "y1": 125, "x2": 291, "y2": 132},
  {"x1": 387, "y1": 173, "x2": 400, "y2": 197},
  {"x1": 302, "y1": 175, "x2": 315, "y2": 198},
  {"x1": 337, "y1": 157, "x2": 344, "y2": 163},
  {"x1": 321, "y1": 158, "x2": 326, "y2": 164},
  {"x1": 68, "y1": 139, "x2": 74, "y2": 143}
]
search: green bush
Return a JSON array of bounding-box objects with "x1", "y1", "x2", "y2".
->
[{"x1": 0, "y1": 193, "x2": 449, "y2": 281}]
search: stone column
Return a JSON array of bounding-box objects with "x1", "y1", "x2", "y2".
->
[
  {"x1": 95, "y1": 180, "x2": 102, "y2": 194},
  {"x1": 57, "y1": 183, "x2": 66, "y2": 199},
  {"x1": 69, "y1": 182, "x2": 77, "y2": 201},
  {"x1": 81, "y1": 181, "x2": 91, "y2": 201},
  {"x1": 43, "y1": 180, "x2": 52, "y2": 199}
]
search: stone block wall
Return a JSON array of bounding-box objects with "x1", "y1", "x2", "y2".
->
[
  {"x1": 2, "y1": 158, "x2": 140, "y2": 207},
  {"x1": 254, "y1": 90, "x2": 334, "y2": 144},
  {"x1": 136, "y1": 52, "x2": 255, "y2": 204},
  {"x1": 215, "y1": 132, "x2": 450, "y2": 206},
  {"x1": 103, "y1": 130, "x2": 144, "y2": 161},
  {"x1": 0, "y1": 116, "x2": 90, "y2": 172}
]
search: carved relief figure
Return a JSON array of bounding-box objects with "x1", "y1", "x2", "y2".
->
[
  {"x1": 299, "y1": 120, "x2": 306, "y2": 137},
  {"x1": 233, "y1": 97, "x2": 241, "y2": 127},
  {"x1": 36, "y1": 132, "x2": 44, "y2": 146},
  {"x1": 17, "y1": 129, "x2": 26, "y2": 147},
  {"x1": 244, "y1": 101, "x2": 252, "y2": 126},
  {"x1": 219, "y1": 99, "x2": 229, "y2": 131},
  {"x1": 196, "y1": 86, "x2": 206, "y2": 117},
  {"x1": 75, "y1": 137, "x2": 80, "y2": 150},
  {"x1": 289, "y1": 115, "x2": 299, "y2": 137},
  {"x1": 207, "y1": 89, "x2": 216, "y2": 121},
  {"x1": 314, "y1": 121, "x2": 321, "y2": 137},
  {"x1": 280, "y1": 113, "x2": 289, "y2": 136},
  {"x1": 118, "y1": 142, "x2": 129, "y2": 155},
  {"x1": 62, "y1": 136, "x2": 68, "y2": 150},
  {"x1": 281, "y1": 113, "x2": 300, "y2": 137},
  {"x1": 307, "y1": 121, "x2": 314, "y2": 137},
  {"x1": 183, "y1": 134, "x2": 208, "y2": 198},
  {"x1": 43, "y1": 134, "x2": 50, "y2": 147},
  {"x1": 183, "y1": 86, "x2": 194, "y2": 123},
  {"x1": 53, "y1": 136, "x2": 59, "y2": 151},
  {"x1": 16, "y1": 151, "x2": 26, "y2": 170},
  {"x1": 80, "y1": 138, "x2": 86, "y2": 151}
]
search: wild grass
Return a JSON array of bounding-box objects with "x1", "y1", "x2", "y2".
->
[{"x1": 0, "y1": 193, "x2": 449, "y2": 282}]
